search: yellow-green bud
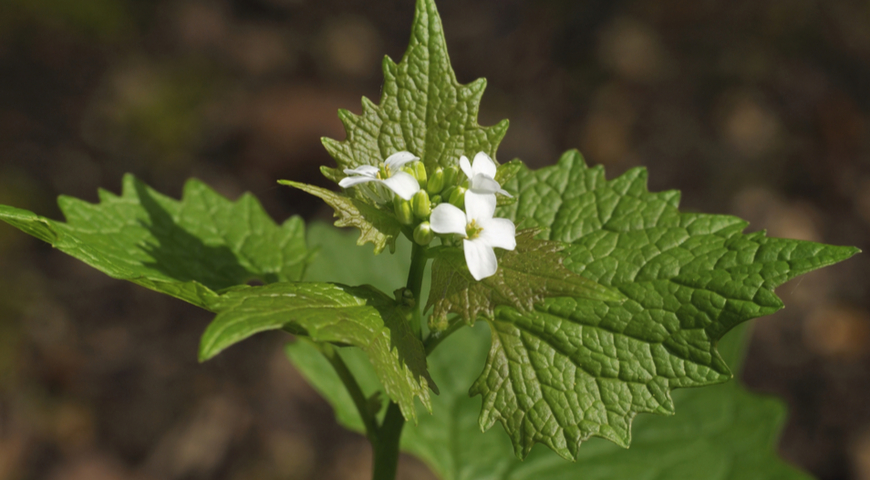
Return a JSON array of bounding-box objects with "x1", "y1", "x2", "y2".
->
[
  {"x1": 427, "y1": 167, "x2": 445, "y2": 194},
  {"x1": 443, "y1": 166, "x2": 460, "y2": 187},
  {"x1": 393, "y1": 196, "x2": 414, "y2": 225},
  {"x1": 413, "y1": 222, "x2": 434, "y2": 245},
  {"x1": 448, "y1": 186, "x2": 467, "y2": 209},
  {"x1": 440, "y1": 186, "x2": 456, "y2": 204},
  {"x1": 411, "y1": 190, "x2": 431, "y2": 218},
  {"x1": 430, "y1": 194, "x2": 442, "y2": 205},
  {"x1": 403, "y1": 162, "x2": 428, "y2": 190}
]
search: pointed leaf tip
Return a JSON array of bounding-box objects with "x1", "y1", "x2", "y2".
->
[{"x1": 468, "y1": 150, "x2": 861, "y2": 459}]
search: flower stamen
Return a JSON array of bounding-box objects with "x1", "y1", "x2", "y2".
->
[{"x1": 466, "y1": 219, "x2": 482, "y2": 239}]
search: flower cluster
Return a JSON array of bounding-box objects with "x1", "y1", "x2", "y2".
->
[{"x1": 339, "y1": 151, "x2": 516, "y2": 280}]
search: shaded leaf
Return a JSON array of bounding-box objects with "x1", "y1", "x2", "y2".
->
[
  {"x1": 279, "y1": 180, "x2": 402, "y2": 255},
  {"x1": 201, "y1": 281, "x2": 433, "y2": 421},
  {"x1": 304, "y1": 221, "x2": 413, "y2": 291},
  {"x1": 0, "y1": 174, "x2": 309, "y2": 309}
]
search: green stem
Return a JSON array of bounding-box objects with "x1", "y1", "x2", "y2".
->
[
  {"x1": 406, "y1": 243, "x2": 428, "y2": 339},
  {"x1": 371, "y1": 402, "x2": 405, "y2": 480},
  {"x1": 370, "y1": 242, "x2": 428, "y2": 480},
  {"x1": 310, "y1": 340, "x2": 378, "y2": 441}
]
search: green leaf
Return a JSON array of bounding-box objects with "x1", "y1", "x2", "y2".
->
[
  {"x1": 287, "y1": 224, "x2": 811, "y2": 478},
  {"x1": 285, "y1": 305, "x2": 811, "y2": 480},
  {"x1": 304, "y1": 221, "x2": 413, "y2": 291},
  {"x1": 279, "y1": 180, "x2": 402, "y2": 254},
  {"x1": 426, "y1": 230, "x2": 625, "y2": 329},
  {"x1": 282, "y1": 221, "x2": 416, "y2": 430},
  {"x1": 470, "y1": 150, "x2": 859, "y2": 459},
  {"x1": 201, "y1": 281, "x2": 433, "y2": 422},
  {"x1": 0, "y1": 174, "x2": 309, "y2": 309},
  {"x1": 396, "y1": 323, "x2": 813, "y2": 480},
  {"x1": 320, "y1": 0, "x2": 508, "y2": 179}
]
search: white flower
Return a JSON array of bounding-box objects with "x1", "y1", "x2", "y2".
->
[
  {"x1": 430, "y1": 193, "x2": 516, "y2": 281},
  {"x1": 338, "y1": 151, "x2": 421, "y2": 200},
  {"x1": 459, "y1": 152, "x2": 512, "y2": 216}
]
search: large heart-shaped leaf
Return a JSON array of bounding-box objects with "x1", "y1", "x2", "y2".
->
[{"x1": 469, "y1": 150, "x2": 858, "y2": 459}]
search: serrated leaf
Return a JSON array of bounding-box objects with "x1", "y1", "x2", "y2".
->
[
  {"x1": 426, "y1": 230, "x2": 624, "y2": 329},
  {"x1": 396, "y1": 323, "x2": 813, "y2": 480},
  {"x1": 0, "y1": 175, "x2": 309, "y2": 309},
  {"x1": 320, "y1": 0, "x2": 508, "y2": 180},
  {"x1": 469, "y1": 150, "x2": 859, "y2": 459},
  {"x1": 287, "y1": 224, "x2": 813, "y2": 478},
  {"x1": 279, "y1": 180, "x2": 402, "y2": 254},
  {"x1": 285, "y1": 300, "x2": 811, "y2": 480},
  {"x1": 201, "y1": 281, "x2": 433, "y2": 421}
]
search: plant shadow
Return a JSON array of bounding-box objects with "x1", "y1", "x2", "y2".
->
[{"x1": 133, "y1": 180, "x2": 277, "y2": 291}]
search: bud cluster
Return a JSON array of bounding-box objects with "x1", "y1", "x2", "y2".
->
[
  {"x1": 338, "y1": 150, "x2": 517, "y2": 281},
  {"x1": 393, "y1": 162, "x2": 468, "y2": 246}
]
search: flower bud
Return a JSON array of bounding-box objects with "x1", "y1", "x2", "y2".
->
[
  {"x1": 413, "y1": 222, "x2": 434, "y2": 245},
  {"x1": 403, "y1": 162, "x2": 428, "y2": 190},
  {"x1": 393, "y1": 196, "x2": 414, "y2": 225},
  {"x1": 448, "y1": 186, "x2": 467, "y2": 209},
  {"x1": 411, "y1": 190, "x2": 431, "y2": 218},
  {"x1": 442, "y1": 166, "x2": 459, "y2": 188},
  {"x1": 427, "y1": 167, "x2": 445, "y2": 194},
  {"x1": 430, "y1": 194, "x2": 442, "y2": 205},
  {"x1": 440, "y1": 186, "x2": 456, "y2": 204}
]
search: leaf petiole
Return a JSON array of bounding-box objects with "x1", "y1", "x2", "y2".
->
[{"x1": 307, "y1": 339, "x2": 379, "y2": 441}]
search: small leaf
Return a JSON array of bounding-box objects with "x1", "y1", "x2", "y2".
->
[
  {"x1": 426, "y1": 230, "x2": 624, "y2": 328},
  {"x1": 201, "y1": 281, "x2": 433, "y2": 421},
  {"x1": 280, "y1": 180, "x2": 402, "y2": 254},
  {"x1": 469, "y1": 150, "x2": 859, "y2": 459},
  {"x1": 0, "y1": 175, "x2": 309, "y2": 309},
  {"x1": 494, "y1": 160, "x2": 524, "y2": 186},
  {"x1": 321, "y1": 0, "x2": 508, "y2": 180}
]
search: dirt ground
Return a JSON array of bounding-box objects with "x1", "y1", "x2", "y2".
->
[{"x1": 0, "y1": 0, "x2": 868, "y2": 478}]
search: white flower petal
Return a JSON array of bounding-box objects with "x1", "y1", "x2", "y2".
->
[
  {"x1": 339, "y1": 175, "x2": 379, "y2": 188},
  {"x1": 430, "y1": 204, "x2": 468, "y2": 236},
  {"x1": 464, "y1": 238, "x2": 498, "y2": 281},
  {"x1": 459, "y1": 155, "x2": 473, "y2": 180},
  {"x1": 478, "y1": 217, "x2": 517, "y2": 251},
  {"x1": 384, "y1": 151, "x2": 419, "y2": 170},
  {"x1": 343, "y1": 165, "x2": 379, "y2": 177},
  {"x1": 464, "y1": 190, "x2": 496, "y2": 222},
  {"x1": 471, "y1": 152, "x2": 497, "y2": 178},
  {"x1": 468, "y1": 173, "x2": 502, "y2": 194},
  {"x1": 381, "y1": 172, "x2": 420, "y2": 200}
]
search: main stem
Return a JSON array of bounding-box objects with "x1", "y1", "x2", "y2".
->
[
  {"x1": 371, "y1": 242, "x2": 428, "y2": 480},
  {"x1": 406, "y1": 242, "x2": 427, "y2": 338}
]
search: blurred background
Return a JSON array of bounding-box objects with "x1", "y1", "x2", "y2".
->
[{"x1": 0, "y1": 0, "x2": 868, "y2": 478}]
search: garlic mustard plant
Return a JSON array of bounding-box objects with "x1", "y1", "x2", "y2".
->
[{"x1": 0, "y1": 0, "x2": 859, "y2": 479}]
